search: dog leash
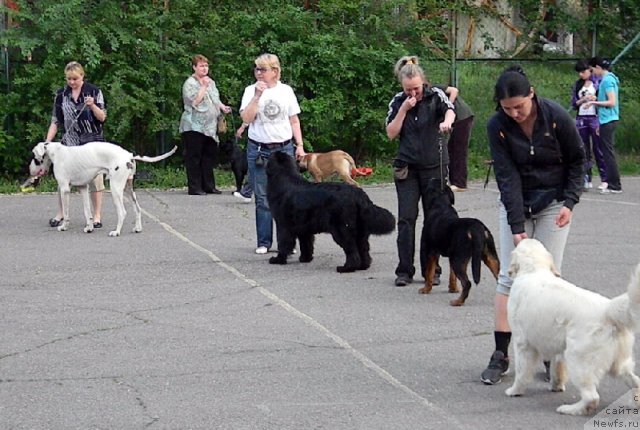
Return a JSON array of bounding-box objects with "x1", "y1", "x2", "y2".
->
[
  {"x1": 483, "y1": 159, "x2": 494, "y2": 189},
  {"x1": 438, "y1": 134, "x2": 445, "y2": 191}
]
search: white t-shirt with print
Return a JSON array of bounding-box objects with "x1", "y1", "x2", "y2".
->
[
  {"x1": 240, "y1": 81, "x2": 300, "y2": 143},
  {"x1": 577, "y1": 82, "x2": 597, "y2": 116}
]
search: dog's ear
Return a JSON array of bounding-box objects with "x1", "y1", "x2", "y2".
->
[
  {"x1": 507, "y1": 252, "x2": 520, "y2": 278},
  {"x1": 32, "y1": 142, "x2": 46, "y2": 159}
]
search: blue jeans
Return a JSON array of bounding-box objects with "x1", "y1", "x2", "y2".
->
[{"x1": 247, "y1": 140, "x2": 294, "y2": 248}]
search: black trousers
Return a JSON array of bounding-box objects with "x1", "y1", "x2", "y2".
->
[
  {"x1": 448, "y1": 116, "x2": 474, "y2": 189},
  {"x1": 599, "y1": 121, "x2": 622, "y2": 190},
  {"x1": 394, "y1": 165, "x2": 447, "y2": 279},
  {"x1": 182, "y1": 131, "x2": 218, "y2": 193}
]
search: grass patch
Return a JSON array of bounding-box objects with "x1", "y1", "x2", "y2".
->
[{"x1": 4, "y1": 151, "x2": 639, "y2": 195}]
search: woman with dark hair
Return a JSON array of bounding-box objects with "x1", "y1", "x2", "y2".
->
[
  {"x1": 587, "y1": 56, "x2": 622, "y2": 194},
  {"x1": 480, "y1": 66, "x2": 585, "y2": 385},
  {"x1": 572, "y1": 59, "x2": 606, "y2": 190},
  {"x1": 179, "y1": 54, "x2": 232, "y2": 195}
]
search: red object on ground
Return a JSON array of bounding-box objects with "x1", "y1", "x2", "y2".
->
[{"x1": 352, "y1": 167, "x2": 373, "y2": 177}]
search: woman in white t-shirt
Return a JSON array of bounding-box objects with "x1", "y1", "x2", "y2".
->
[{"x1": 240, "y1": 53, "x2": 306, "y2": 254}]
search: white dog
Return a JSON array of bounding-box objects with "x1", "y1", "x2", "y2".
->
[
  {"x1": 30, "y1": 141, "x2": 176, "y2": 237},
  {"x1": 505, "y1": 238, "x2": 640, "y2": 415}
]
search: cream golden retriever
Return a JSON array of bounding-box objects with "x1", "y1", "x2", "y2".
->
[{"x1": 505, "y1": 238, "x2": 640, "y2": 415}]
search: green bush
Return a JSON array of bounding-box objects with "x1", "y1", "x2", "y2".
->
[{"x1": 1, "y1": 0, "x2": 638, "y2": 180}]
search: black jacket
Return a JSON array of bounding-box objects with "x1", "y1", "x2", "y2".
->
[
  {"x1": 386, "y1": 85, "x2": 455, "y2": 169},
  {"x1": 488, "y1": 96, "x2": 585, "y2": 234}
]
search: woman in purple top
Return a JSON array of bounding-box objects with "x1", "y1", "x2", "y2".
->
[{"x1": 571, "y1": 59, "x2": 606, "y2": 190}]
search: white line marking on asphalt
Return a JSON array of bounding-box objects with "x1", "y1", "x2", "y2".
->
[{"x1": 141, "y1": 207, "x2": 463, "y2": 429}]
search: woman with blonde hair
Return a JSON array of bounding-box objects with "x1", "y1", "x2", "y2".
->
[
  {"x1": 46, "y1": 61, "x2": 107, "y2": 228},
  {"x1": 385, "y1": 55, "x2": 455, "y2": 286},
  {"x1": 239, "y1": 53, "x2": 306, "y2": 254}
]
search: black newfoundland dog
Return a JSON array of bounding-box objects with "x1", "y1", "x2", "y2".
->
[{"x1": 266, "y1": 151, "x2": 395, "y2": 273}]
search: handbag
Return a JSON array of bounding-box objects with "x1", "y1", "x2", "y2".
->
[{"x1": 217, "y1": 114, "x2": 227, "y2": 134}]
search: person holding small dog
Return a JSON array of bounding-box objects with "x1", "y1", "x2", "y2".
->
[
  {"x1": 45, "y1": 61, "x2": 107, "y2": 228},
  {"x1": 385, "y1": 55, "x2": 456, "y2": 287},
  {"x1": 571, "y1": 59, "x2": 606, "y2": 191},
  {"x1": 239, "y1": 53, "x2": 306, "y2": 254},
  {"x1": 179, "y1": 54, "x2": 232, "y2": 196},
  {"x1": 586, "y1": 56, "x2": 622, "y2": 194},
  {"x1": 480, "y1": 66, "x2": 585, "y2": 385}
]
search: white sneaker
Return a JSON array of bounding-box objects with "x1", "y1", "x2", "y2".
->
[
  {"x1": 600, "y1": 188, "x2": 622, "y2": 195},
  {"x1": 255, "y1": 246, "x2": 269, "y2": 254},
  {"x1": 233, "y1": 191, "x2": 252, "y2": 203},
  {"x1": 597, "y1": 182, "x2": 608, "y2": 190}
]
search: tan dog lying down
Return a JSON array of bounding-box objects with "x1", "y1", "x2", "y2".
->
[{"x1": 298, "y1": 150, "x2": 362, "y2": 187}]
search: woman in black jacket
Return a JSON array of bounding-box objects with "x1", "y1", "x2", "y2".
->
[
  {"x1": 480, "y1": 66, "x2": 585, "y2": 385},
  {"x1": 385, "y1": 55, "x2": 455, "y2": 287}
]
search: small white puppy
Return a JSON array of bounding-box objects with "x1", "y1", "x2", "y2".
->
[{"x1": 505, "y1": 238, "x2": 640, "y2": 415}]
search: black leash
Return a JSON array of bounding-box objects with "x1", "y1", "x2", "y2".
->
[
  {"x1": 483, "y1": 159, "x2": 494, "y2": 189},
  {"x1": 438, "y1": 133, "x2": 445, "y2": 191}
]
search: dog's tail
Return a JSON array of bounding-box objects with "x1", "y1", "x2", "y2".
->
[
  {"x1": 362, "y1": 204, "x2": 395, "y2": 235},
  {"x1": 133, "y1": 146, "x2": 178, "y2": 163},
  {"x1": 470, "y1": 225, "x2": 485, "y2": 284},
  {"x1": 606, "y1": 263, "x2": 640, "y2": 330},
  {"x1": 470, "y1": 224, "x2": 499, "y2": 285}
]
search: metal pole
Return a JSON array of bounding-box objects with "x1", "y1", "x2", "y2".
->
[
  {"x1": 450, "y1": 6, "x2": 458, "y2": 86},
  {"x1": 611, "y1": 31, "x2": 640, "y2": 65}
]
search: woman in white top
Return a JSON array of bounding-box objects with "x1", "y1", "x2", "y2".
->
[{"x1": 240, "y1": 53, "x2": 306, "y2": 254}]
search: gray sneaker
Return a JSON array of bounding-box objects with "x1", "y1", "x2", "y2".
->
[{"x1": 481, "y1": 350, "x2": 509, "y2": 385}]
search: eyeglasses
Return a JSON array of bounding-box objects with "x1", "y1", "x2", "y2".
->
[{"x1": 254, "y1": 67, "x2": 272, "y2": 73}]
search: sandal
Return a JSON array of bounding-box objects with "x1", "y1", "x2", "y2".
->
[
  {"x1": 49, "y1": 217, "x2": 63, "y2": 227},
  {"x1": 93, "y1": 222, "x2": 103, "y2": 228}
]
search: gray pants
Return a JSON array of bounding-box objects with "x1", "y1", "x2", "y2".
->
[{"x1": 496, "y1": 200, "x2": 571, "y2": 295}]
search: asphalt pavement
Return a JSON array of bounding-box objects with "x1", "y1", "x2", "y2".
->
[{"x1": 1, "y1": 177, "x2": 639, "y2": 430}]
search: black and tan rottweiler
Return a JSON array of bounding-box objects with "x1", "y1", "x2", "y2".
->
[{"x1": 419, "y1": 178, "x2": 500, "y2": 306}]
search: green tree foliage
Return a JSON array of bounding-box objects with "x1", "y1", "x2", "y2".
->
[{"x1": 0, "y1": 0, "x2": 638, "y2": 177}]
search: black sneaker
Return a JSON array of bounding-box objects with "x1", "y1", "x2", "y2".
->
[
  {"x1": 481, "y1": 350, "x2": 509, "y2": 385},
  {"x1": 394, "y1": 276, "x2": 412, "y2": 287},
  {"x1": 543, "y1": 360, "x2": 551, "y2": 382}
]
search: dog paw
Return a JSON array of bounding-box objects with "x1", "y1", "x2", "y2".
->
[
  {"x1": 418, "y1": 286, "x2": 433, "y2": 294},
  {"x1": 449, "y1": 299, "x2": 464, "y2": 306},
  {"x1": 505, "y1": 386, "x2": 523, "y2": 397},
  {"x1": 57, "y1": 225, "x2": 68, "y2": 232},
  {"x1": 551, "y1": 383, "x2": 565, "y2": 392},
  {"x1": 299, "y1": 255, "x2": 313, "y2": 263},
  {"x1": 108, "y1": 230, "x2": 121, "y2": 237},
  {"x1": 133, "y1": 227, "x2": 142, "y2": 233},
  {"x1": 269, "y1": 256, "x2": 287, "y2": 265},
  {"x1": 83, "y1": 226, "x2": 94, "y2": 233},
  {"x1": 556, "y1": 404, "x2": 587, "y2": 416},
  {"x1": 336, "y1": 265, "x2": 356, "y2": 273}
]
